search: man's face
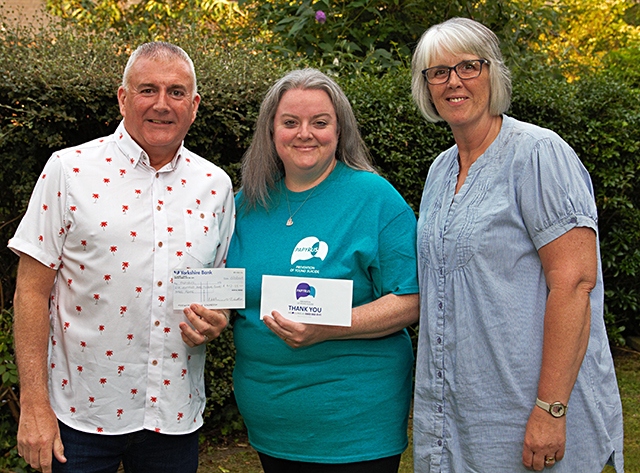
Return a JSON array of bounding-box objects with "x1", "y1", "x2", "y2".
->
[{"x1": 117, "y1": 56, "x2": 200, "y2": 168}]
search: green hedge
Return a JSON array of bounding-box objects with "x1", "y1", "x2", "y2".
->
[{"x1": 1, "y1": 23, "x2": 639, "y2": 470}]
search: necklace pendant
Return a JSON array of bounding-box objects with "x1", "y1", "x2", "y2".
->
[{"x1": 286, "y1": 217, "x2": 294, "y2": 226}]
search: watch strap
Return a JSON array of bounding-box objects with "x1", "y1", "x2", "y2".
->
[{"x1": 536, "y1": 397, "x2": 567, "y2": 417}]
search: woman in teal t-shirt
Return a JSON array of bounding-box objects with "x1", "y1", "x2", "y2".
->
[{"x1": 216, "y1": 69, "x2": 417, "y2": 472}]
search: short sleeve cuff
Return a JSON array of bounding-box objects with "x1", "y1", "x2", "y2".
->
[{"x1": 532, "y1": 214, "x2": 597, "y2": 250}]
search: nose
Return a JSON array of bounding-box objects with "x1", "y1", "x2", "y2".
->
[
  {"x1": 153, "y1": 91, "x2": 170, "y2": 111},
  {"x1": 297, "y1": 123, "x2": 312, "y2": 139},
  {"x1": 447, "y1": 70, "x2": 463, "y2": 88}
]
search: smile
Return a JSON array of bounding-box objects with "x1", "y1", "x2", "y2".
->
[
  {"x1": 148, "y1": 119, "x2": 173, "y2": 124},
  {"x1": 447, "y1": 97, "x2": 466, "y2": 103}
]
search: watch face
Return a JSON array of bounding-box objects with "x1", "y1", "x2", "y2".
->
[{"x1": 550, "y1": 403, "x2": 566, "y2": 417}]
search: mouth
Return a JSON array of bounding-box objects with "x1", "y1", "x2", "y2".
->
[
  {"x1": 147, "y1": 119, "x2": 173, "y2": 124},
  {"x1": 447, "y1": 97, "x2": 467, "y2": 103}
]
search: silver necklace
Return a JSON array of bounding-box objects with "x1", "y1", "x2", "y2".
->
[{"x1": 285, "y1": 186, "x2": 317, "y2": 226}]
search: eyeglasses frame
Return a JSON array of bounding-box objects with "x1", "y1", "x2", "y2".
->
[{"x1": 421, "y1": 59, "x2": 490, "y2": 85}]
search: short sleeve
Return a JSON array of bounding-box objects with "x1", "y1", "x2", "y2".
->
[
  {"x1": 8, "y1": 154, "x2": 68, "y2": 268},
  {"x1": 377, "y1": 200, "x2": 419, "y2": 297},
  {"x1": 518, "y1": 136, "x2": 598, "y2": 250}
]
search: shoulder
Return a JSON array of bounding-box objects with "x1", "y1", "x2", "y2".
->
[
  {"x1": 337, "y1": 166, "x2": 414, "y2": 219},
  {"x1": 52, "y1": 134, "x2": 115, "y2": 161},
  {"x1": 179, "y1": 148, "x2": 233, "y2": 189},
  {"x1": 339, "y1": 166, "x2": 401, "y2": 196},
  {"x1": 499, "y1": 115, "x2": 588, "y2": 183},
  {"x1": 502, "y1": 115, "x2": 574, "y2": 155}
]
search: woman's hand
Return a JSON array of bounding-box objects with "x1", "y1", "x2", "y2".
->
[
  {"x1": 263, "y1": 311, "x2": 331, "y2": 348},
  {"x1": 522, "y1": 406, "x2": 566, "y2": 470},
  {"x1": 179, "y1": 304, "x2": 230, "y2": 347}
]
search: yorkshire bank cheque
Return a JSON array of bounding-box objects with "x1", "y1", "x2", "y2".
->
[
  {"x1": 260, "y1": 275, "x2": 353, "y2": 326},
  {"x1": 173, "y1": 268, "x2": 245, "y2": 310}
]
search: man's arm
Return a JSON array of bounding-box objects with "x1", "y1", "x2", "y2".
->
[{"x1": 14, "y1": 253, "x2": 66, "y2": 473}]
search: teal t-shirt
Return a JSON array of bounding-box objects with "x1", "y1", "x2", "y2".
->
[{"x1": 227, "y1": 161, "x2": 419, "y2": 463}]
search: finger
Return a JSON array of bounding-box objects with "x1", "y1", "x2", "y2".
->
[
  {"x1": 532, "y1": 452, "x2": 545, "y2": 471},
  {"x1": 522, "y1": 448, "x2": 534, "y2": 470},
  {"x1": 52, "y1": 433, "x2": 66, "y2": 465},
  {"x1": 178, "y1": 321, "x2": 206, "y2": 347},
  {"x1": 189, "y1": 304, "x2": 229, "y2": 330},
  {"x1": 265, "y1": 312, "x2": 294, "y2": 335},
  {"x1": 182, "y1": 307, "x2": 211, "y2": 341},
  {"x1": 183, "y1": 306, "x2": 207, "y2": 331},
  {"x1": 37, "y1": 448, "x2": 52, "y2": 473}
]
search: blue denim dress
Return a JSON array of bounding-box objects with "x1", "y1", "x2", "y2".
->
[{"x1": 414, "y1": 115, "x2": 624, "y2": 472}]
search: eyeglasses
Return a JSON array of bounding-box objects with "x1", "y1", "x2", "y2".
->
[{"x1": 422, "y1": 59, "x2": 490, "y2": 85}]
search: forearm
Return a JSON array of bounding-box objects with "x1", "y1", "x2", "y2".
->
[
  {"x1": 345, "y1": 292, "x2": 419, "y2": 339},
  {"x1": 536, "y1": 287, "x2": 591, "y2": 405},
  {"x1": 13, "y1": 255, "x2": 56, "y2": 405},
  {"x1": 266, "y1": 292, "x2": 420, "y2": 347}
]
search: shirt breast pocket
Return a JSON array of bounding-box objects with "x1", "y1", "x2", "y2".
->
[{"x1": 183, "y1": 209, "x2": 220, "y2": 268}]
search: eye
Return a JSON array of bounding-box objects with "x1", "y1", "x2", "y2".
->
[
  {"x1": 432, "y1": 68, "x2": 448, "y2": 77},
  {"x1": 462, "y1": 61, "x2": 480, "y2": 71},
  {"x1": 170, "y1": 89, "x2": 186, "y2": 98},
  {"x1": 314, "y1": 120, "x2": 328, "y2": 128},
  {"x1": 283, "y1": 119, "x2": 298, "y2": 127},
  {"x1": 139, "y1": 88, "x2": 155, "y2": 95}
]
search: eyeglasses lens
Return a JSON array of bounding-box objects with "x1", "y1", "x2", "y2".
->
[{"x1": 424, "y1": 60, "x2": 485, "y2": 85}]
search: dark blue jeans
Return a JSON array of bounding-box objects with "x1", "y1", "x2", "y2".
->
[{"x1": 53, "y1": 421, "x2": 199, "y2": 473}]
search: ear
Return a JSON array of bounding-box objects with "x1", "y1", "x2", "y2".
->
[
  {"x1": 117, "y1": 86, "x2": 127, "y2": 118},
  {"x1": 191, "y1": 94, "x2": 201, "y2": 123}
]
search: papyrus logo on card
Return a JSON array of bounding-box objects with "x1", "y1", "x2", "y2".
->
[{"x1": 296, "y1": 282, "x2": 316, "y2": 300}]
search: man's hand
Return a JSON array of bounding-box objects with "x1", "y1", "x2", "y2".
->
[
  {"x1": 179, "y1": 304, "x2": 230, "y2": 347},
  {"x1": 18, "y1": 402, "x2": 66, "y2": 473}
]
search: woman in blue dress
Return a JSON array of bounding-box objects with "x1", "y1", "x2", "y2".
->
[{"x1": 410, "y1": 17, "x2": 624, "y2": 473}]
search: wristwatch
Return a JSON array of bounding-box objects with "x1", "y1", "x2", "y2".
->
[{"x1": 535, "y1": 397, "x2": 567, "y2": 418}]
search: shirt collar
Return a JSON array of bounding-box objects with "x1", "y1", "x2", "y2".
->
[{"x1": 114, "y1": 121, "x2": 185, "y2": 171}]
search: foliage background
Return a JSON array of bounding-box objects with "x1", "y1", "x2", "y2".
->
[{"x1": 1, "y1": 0, "x2": 639, "y2": 470}]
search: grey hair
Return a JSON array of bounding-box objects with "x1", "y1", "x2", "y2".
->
[
  {"x1": 240, "y1": 68, "x2": 376, "y2": 211},
  {"x1": 122, "y1": 42, "x2": 198, "y2": 96},
  {"x1": 411, "y1": 17, "x2": 511, "y2": 122}
]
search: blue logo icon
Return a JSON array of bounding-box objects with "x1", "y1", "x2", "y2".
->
[{"x1": 296, "y1": 282, "x2": 316, "y2": 300}]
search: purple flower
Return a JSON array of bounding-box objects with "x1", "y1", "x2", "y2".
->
[{"x1": 315, "y1": 10, "x2": 326, "y2": 24}]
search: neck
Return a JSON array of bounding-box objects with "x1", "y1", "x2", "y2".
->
[
  {"x1": 284, "y1": 159, "x2": 338, "y2": 192},
  {"x1": 452, "y1": 115, "x2": 502, "y2": 168}
]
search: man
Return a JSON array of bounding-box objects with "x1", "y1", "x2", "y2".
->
[{"x1": 9, "y1": 42, "x2": 234, "y2": 473}]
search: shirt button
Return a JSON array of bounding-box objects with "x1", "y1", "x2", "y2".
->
[
  {"x1": 157, "y1": 281, "x2": 163, "y2": 287},
  {"x1": 437, "y1": 371, "x2": 442, "y2": 378},
  {"x1": 437, "y1": 337, "x2": 442, "y2": 344},
  {"x1": 156, "y1": 205, "x2": 162, "y2": 211},
  {"x1": 158, "y1": 241, "x2": 163, "y2": 248},
  {"x1": 154, "y1": 320, "x2": 160, "y2": 327},
  {"x1": 438, "y1": 405, "x2": 443, "y2": 413},
  {"x1": 155, "y1": 173, "x2": 160, "y2": 178},
  {"x1": 438, "y1": 302, "x2": 443, "y2": 310},
  {"x1": 199, "y1": 213, "x2": 205, "y2": 219},
  {"x1": 152, "y1": 360, "x2": 158, "y2": 366},
  {"x1": 437, "y1": 440, "x2": 443, "y2": 446}
]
